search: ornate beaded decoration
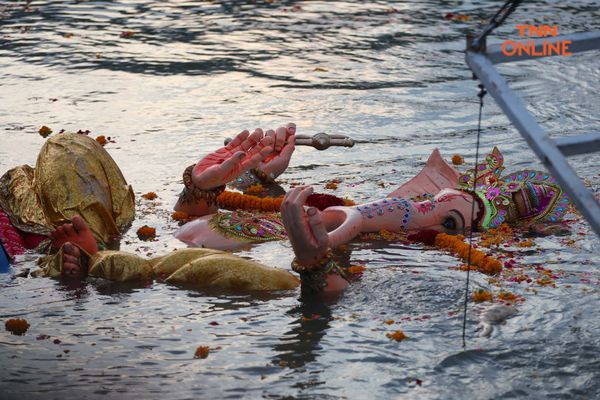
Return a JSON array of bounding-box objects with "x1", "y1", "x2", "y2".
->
[
  {"x1": 209, "y1": 210, "x2": 287, "y2": 242},
  {"x1": 356, "y1": 197, "x2": 412, "y2": 230},
  {"x1": 458, "y1": 147, "x2": 570, "y2": 229},
  {"x1": 180, "y1": 164, "x2": 225, "y2": 206}
]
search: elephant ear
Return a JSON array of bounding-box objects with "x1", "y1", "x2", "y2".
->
[{"x1": 387, "y1": 149, "x2": 461, "y2": 200}]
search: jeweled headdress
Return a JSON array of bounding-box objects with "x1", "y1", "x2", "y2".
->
[{"x1": 458, "y1": 147, "x2": 570, "y2": 230}]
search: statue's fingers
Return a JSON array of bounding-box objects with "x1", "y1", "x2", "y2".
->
[
  {"x1": 239, "y1": 129, "x2": 263, "y2": 152},
  {"x1": 286, "y1": 122, "x2": 296, "y2": 136},
  {"x1": 278, "y1": 133, "x2": 295, "y2": 160},
  {"x1": 224, "y1": 130, "x2": 250, "y2": 151},
  {"x1": 218, "y1": 151, "x2": 246, "y2": 177},
  {"x1": 240, "y1": 137, "x2": 274, "y2": 170},
  {"x1": 281, "y1": 187, "x2": 310, "y2": 233},
  {"x1": 306, "y1": 207, "x2": 328, "y2": 249},
  {"x1": 274, "y1": 126, "x2": 287, "y2": 152}
]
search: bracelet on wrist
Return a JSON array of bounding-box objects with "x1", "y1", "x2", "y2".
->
[
  {"x1": 180, "y1": 164, "x2": 226, "y2": 206},
  {"x1": 292, "y1": 251, "x2": 350, "y2": 296}
]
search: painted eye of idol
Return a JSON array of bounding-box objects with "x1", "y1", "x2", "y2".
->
[{"x1": 442, "y1": 209, "x2": 466, "y2": 234}]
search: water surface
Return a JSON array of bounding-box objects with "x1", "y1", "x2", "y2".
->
[{"x1": 1, "y1": 1, "x2": 599, "y2": 398}]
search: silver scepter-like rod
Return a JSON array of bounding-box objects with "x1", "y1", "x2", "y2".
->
[{"x1": 224, "y1": 132, "x2": 355, "y2": 150}]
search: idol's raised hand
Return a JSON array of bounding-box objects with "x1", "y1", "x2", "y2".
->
[
  {"x1": 192, "y1": 129, "x2": 275, "y2": 190},
  {"x1": 281, "y1": 186, "x2": 329, "y2": 267},
  {"x1": 257, "y1": 123, "x2": 296, "y2": 180}
]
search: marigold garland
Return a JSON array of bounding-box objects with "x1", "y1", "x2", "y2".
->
[
  {"x1": 215, "y1": 190, "x2": 353, "y2": 213},
  {"x1": 434, "y1": 233, "x2": 503, "y2": 275},
  {"x1": 216, "y1": 190, "x2": 284, "y2": 212}
]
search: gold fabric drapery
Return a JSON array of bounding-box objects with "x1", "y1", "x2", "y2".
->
[{"x1": 0, "y1": 133, "x2": 135, "y2": 244}]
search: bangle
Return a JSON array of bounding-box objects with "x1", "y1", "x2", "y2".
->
[
  {"x1": 292, "y1": 251, "x2": 349, "y2": 295},
  {"x1": 180, "y1": 164, "x2": 225, "y2": 206}
]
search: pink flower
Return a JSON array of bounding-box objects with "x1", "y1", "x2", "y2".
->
[{"x1": 486, "y1": 187, "x2": 501, "y2": 200}]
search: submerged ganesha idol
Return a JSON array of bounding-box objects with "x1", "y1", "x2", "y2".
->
[{"x1": 175, "y1": 144, "x2": 571, "y2": 252}]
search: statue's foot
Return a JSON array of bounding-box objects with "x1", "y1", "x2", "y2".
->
[
  {"x1": 62, "y1": 242, "x2": 87, "y2": 279},
  {"x1": 50, "y1": 216, "x2": 98, "y2": 255}
]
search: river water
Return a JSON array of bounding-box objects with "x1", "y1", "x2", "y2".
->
[{"x1": 1, "y1": 1, "x2": 599, "y2": 399}]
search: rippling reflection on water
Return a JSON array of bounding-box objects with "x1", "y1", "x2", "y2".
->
[{"x1": 1, "y1": 1, "x2": 599, "y2": 398}]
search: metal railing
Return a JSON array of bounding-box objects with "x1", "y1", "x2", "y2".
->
[{"x1": 465, "y1": 31, "x2": 600, "y2": 237}]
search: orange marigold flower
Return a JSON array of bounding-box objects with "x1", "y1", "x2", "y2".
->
[
  {"x1": 39, "y1": 125, "x2": 52, "y2": 138},
  {"x1": 136, "y1": 225, "x2": 156, "y2": 241},
  {"x1": 386, "y1": 330, "x2": 409, "y2": 342},
  {"x1": 5, "y1": 318, "x2": 30, "y2": 335},
  {"x1": 497, "y1": 291, "x2": 517, "y2": 302},
  {"x1": 451, "y1": 154, "x2": 464, "y2": 165},
  {"x1": 347, "y1": 265, "x2": 366, "y2": 274},
  {"x1": 245, "y1": 184, "x2": 265, "y2": 194},
  {"x1": 472, "y1": 289, "x2": 493, "y2": 302},
  {"x1": 172, "y1": 211, "x2": 188, "y2": 222},
  {"x1": 325, "y1": 181, "x2": 338, "y2": 190},
  {"x1": 141, "y1": 192, "x2": 158, "y2": 200},
  {"x1": 517, "y1": 240, "x2": 535, "y2": 248},
  {"x1": 194, "y1": 345, "x2": 210, "y2": 359},
  {"x1": 95, "y1": 135, "x2": 108, "y2": 146}
]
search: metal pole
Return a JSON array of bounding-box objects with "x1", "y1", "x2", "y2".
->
[{"x1": 466, "y1": 50, "x2": 600, "y2": 237}]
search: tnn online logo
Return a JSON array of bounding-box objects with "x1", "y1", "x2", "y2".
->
[{"x1": 502, "y1": 25, "x2": 572, "y2": 56}]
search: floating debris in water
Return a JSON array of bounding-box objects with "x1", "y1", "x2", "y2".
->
[
  {"x1": 5, "y1": 318, "x2": 30, "y2": 335},
  {"x1": 137, "y1": 225, "x2": 156, "y2": 241},
  {"x1": 38, "y1": 125, "x2": 52, "y2": 138},
  {"x1": 141, "y1": 192, "x2": 158, "y2": 200},
  {"x1": 386, "y1": 330, "x2": 409, "y2": 342},
  {"x1": 472, "y1": 289, "x2": 493, "y2": 303},
  {"x1": 452, "y1": 154, "x2": 464, "y2": 165},
  {"x1": 194, "y1": 346, "x2": 210, "y2": 359}
]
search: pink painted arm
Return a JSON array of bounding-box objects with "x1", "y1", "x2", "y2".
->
[{"x1": 281, "y1": 186, "x2": 349, "y2": 292}]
